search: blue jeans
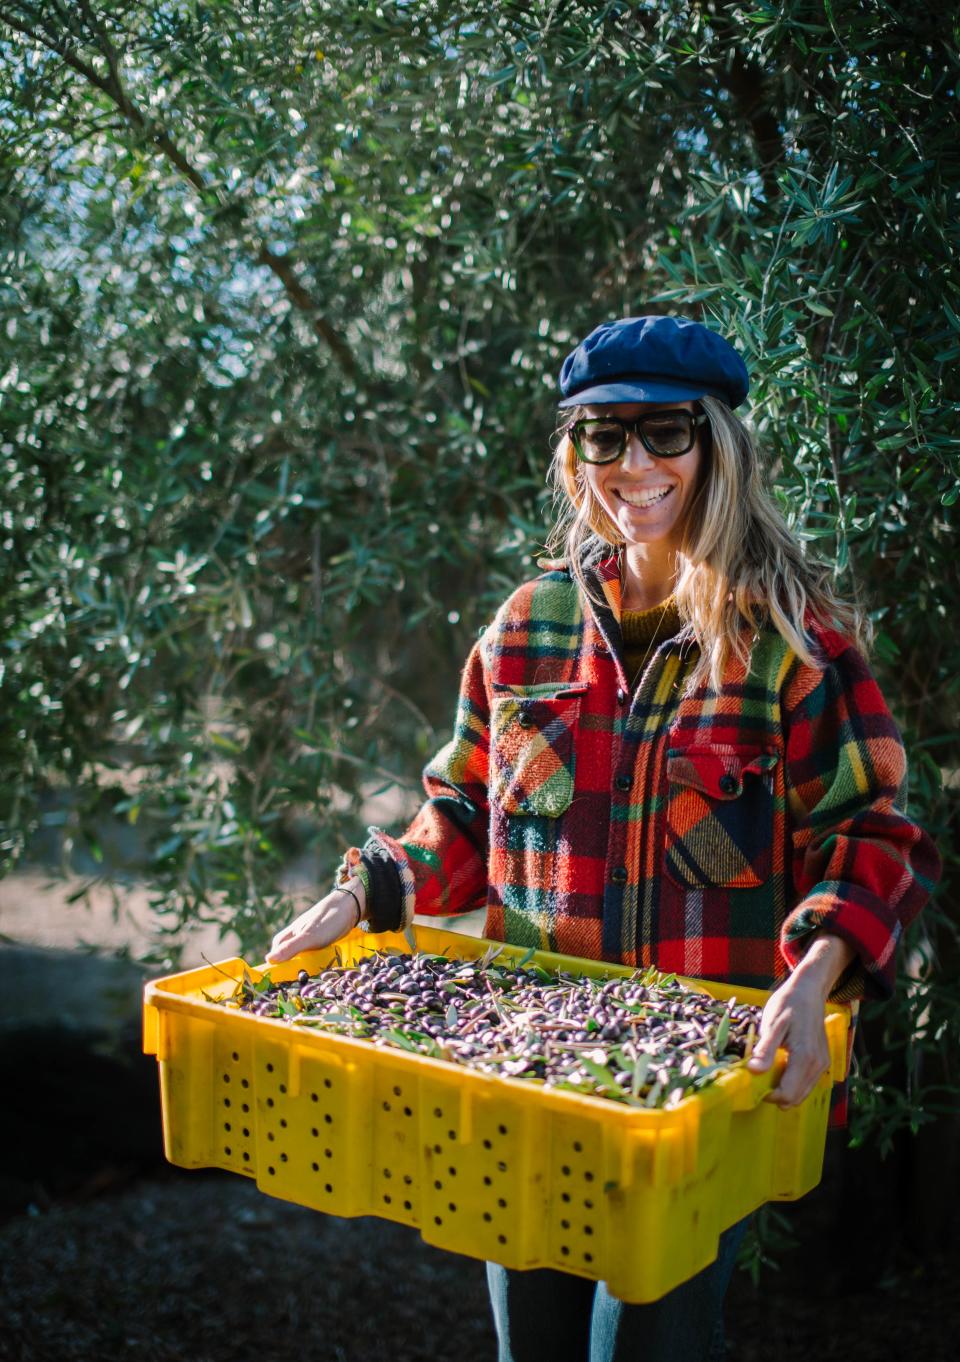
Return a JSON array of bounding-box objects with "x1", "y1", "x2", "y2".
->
[{"x1": 486, "y1": 1214, "x2": 750, "y2": 1362}]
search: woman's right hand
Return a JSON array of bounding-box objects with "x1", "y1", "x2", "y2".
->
[{"x1": 265, "y1": 878, "x2": 366, "y2": 964}]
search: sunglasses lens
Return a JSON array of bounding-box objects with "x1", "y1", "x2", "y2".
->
[
  {"x1": 641, "y1": 414, "x2": 693, "y2": 454},
  {"x1": 575, "y1": 421, "x2": 623, "y2": 462}
]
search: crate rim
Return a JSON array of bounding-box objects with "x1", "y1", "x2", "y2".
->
[{"x1": 143, "y1": 928, "x2": 852, "y2": 1126}]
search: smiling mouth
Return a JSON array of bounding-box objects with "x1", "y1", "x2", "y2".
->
[{"x1": 615, "y1": 486, "x2": 674, "y2": 509}]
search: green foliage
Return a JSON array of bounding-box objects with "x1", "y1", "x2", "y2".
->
[
  {"x1": 0, "y1": 1, "x2": 957, "y2": 1151},
  {"x1": 737, "y1": 1205, "x2": 797, "y2": 1287}
]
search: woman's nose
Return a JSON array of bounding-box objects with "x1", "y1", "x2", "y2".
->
[{"x1": 620, "y1": 432, "x2": 657, "y2": 471}]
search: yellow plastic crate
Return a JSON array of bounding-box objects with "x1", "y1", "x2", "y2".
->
[{"x1": 143, "y1": 925, "x2": 851, "y2": 1304}]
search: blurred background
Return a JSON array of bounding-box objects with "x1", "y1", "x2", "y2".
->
[{"x1": 0, "y1": 2, "x2": 957, "y2": 1358}]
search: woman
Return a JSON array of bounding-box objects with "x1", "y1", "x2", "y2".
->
[{"x1": 267, "y1": 316, "x2": 940, "y2": 1361}]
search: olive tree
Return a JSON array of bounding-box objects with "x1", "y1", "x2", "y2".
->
[{"x1": 1, "y1": 2, "x2": 956, "y2": 1183}]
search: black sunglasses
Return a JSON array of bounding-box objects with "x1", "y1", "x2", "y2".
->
[{"x1": 568, "y1": 410, "x2": 708, "y2": 463}]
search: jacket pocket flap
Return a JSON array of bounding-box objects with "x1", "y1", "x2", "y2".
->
[
  {"x1": 491, "y1": 681, "x2": 589, "y2": 698},
  {"x1": 490, "y1": 691, "x2": 583, "y2": 817},
  {"x1": 666, "y1": 747, "x2": 780, "y2": 800}
]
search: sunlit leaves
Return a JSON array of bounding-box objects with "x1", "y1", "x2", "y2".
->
[{"x1": 0, "y1": 2, "x2": 956, "y2": 1147}]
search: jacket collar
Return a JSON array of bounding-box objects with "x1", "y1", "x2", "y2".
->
[
  {"x1": 584, "y1": 551, "x2": 624, "y2": 626},
  {"x1": 580, "y1": 550, "x2": 627, "y2": 667},
  {"x1": 580, "y1": 549, "x2": 695, "y2": 675}
]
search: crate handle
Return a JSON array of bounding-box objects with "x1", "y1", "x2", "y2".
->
[
  {"x1": 729, "y1": 1049, "x2": 788, "y2": 1112},
  {"x1": 826, "y1": 1008, "x2": 853, "y2": 1082},
  {"x1": 143, "y1": 1001, "x2": 160, "y2": 1057}
]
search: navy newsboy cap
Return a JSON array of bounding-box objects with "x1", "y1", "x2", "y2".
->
[{"x1": 557, "y1": 315, "x2": 749, "y2": 410}]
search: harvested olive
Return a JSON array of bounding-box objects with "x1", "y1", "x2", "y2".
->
[{"x1": 220, "y1": 949, "x2": 761, "y2": 1110}]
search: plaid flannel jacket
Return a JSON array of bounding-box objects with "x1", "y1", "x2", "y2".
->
[{"x1": 365, "y1": 552, "x2": 941, "y2": 1127}]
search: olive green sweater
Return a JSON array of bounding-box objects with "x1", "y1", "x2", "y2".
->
[{"x1": 620, "y1": 596, "x2": 682, "y2": 690}]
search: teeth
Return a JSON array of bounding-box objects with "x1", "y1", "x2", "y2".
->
[{"x1": 618, "y1": 486, "x2": 672, "y2": 508}]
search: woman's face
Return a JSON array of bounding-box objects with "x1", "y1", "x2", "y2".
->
[{"x1": 577, "y1": 400, "x2": 705, "y2": 552}]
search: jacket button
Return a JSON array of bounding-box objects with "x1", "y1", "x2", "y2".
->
[
  {"x1": 718, "y1": 774, "x2": 738, "y2": 795},
  {"x1": 616, "y1": 688, "x2": 628, "y2": 704},
  {"x1": 597, "y1": 640, "x2": 609, "y2": 653},
  {"x1": 615, "y1": 774, "x2": 632, "y2": 791},
  {"x1": 611, "y1": 866, "x2": 628, "y2": 884},
  {"x1": 517, "y1": 711, "x2": 534, "y2": 729}
]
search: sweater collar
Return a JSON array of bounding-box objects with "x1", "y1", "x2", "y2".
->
[
  {"x1": 580, "y1": 551, "x2": 694, "y2": 677},
  {"x1": 621, "y1": 596, "x2": 682, "y2": 645}
]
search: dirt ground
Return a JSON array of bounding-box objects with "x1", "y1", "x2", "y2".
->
[{"x1": 0, "y1": 1161, "x2": 957, "y2": 1362}]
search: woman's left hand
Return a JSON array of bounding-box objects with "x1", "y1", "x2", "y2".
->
[
  {"x1": 745, "y1": 929, "x2": 855, "y2": 1106},
  {"x1": 745, "y1": 970, "x2": 833, "y2": 1108}
]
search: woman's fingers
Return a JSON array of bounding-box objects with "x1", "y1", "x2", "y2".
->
[
  {"x1": 267, "y1": 923, "x2": 322, "y2": 962},
  {"x1": 265, "y1": 892, "x2": 355, "y2": 963},
  {"x1": 767, "y1": 1028, "x2": 832, "y2": 1107},
  {"x1": 765, "y1": 1065, "x2": 831, "y2": 1107},
  {"x1": 265, "y1": 930, "x2": 301, "y2": 964},
  {"x1": 750, "y1": 978, "x2": 833, "y2": 1107},
  {"x1": 265, "y1": 908, "x2": 313, "y2": 962},
  {"x1": 746, "y1": 1006, "x2": 788, "y2": 1073},
  {"x1": 764, "y1": 1052, "x2": 822, "y2": 1107}
]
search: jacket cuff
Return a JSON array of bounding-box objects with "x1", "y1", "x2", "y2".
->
[
  {"x1": 780, "y1": 882, "x2": 902, "y2": 1002},
  {"x1": 359, "y1": 827, "x2": 416, "y2": 932}
]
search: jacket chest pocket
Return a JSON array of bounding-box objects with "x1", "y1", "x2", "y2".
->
[
  {"x1": 490, "y1": 686, "x2": 585, "y2": 817},
  {"x1": 663, "y1": 746, "x2": 780, "y2": 889}
]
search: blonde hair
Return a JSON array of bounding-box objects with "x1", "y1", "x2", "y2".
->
[{"x1": 543, "y1": 396, "x2": 870, "y2": 693}]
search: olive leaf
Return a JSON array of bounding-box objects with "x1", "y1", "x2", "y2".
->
[
  {"x1": 378, "y1": 1027, "x2": 420, "y2": 1053},
  {"x1": 579, "y1": 1056, "x2": 622, "y2": 1093},
  {"x1": 631, "y1": 1052, "x2": 653, "y2": 1099},
  {"x1": 714, "y1": 1011, "x2": 731, "y2": 1057}
]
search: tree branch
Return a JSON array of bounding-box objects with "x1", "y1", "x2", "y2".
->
[
  {"x1": 687, "y1": 1, "x2": 785, "y2": 201},
  {"x1": 0, "y1": 2, "x2": 358, "y2": 378},
  {"x1": 713, "y1": 46, "x2": 784, "y2": 202}
]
